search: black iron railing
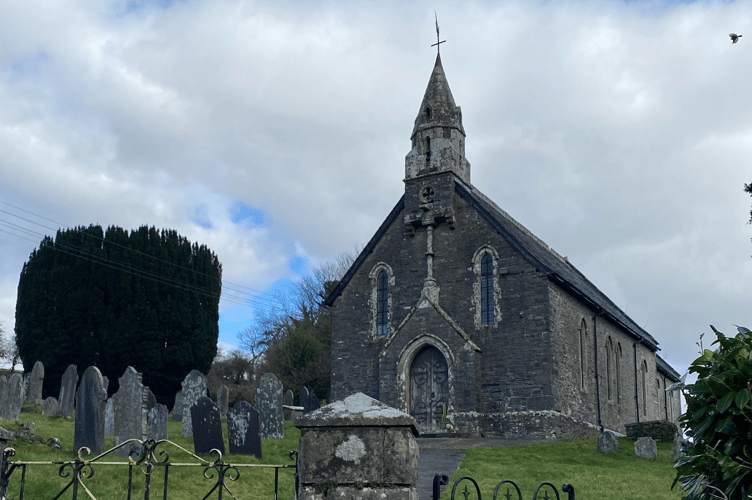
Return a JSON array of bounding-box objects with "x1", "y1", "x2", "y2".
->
[
  {"x1": 0, "y1": 439, "x2": 298, "y2": 500},
  {"x1": 433, "y1": 474, "x2": 575, "y2": 500}
]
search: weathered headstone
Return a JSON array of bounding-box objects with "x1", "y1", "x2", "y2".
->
[
  {"x1": 1, "y1": 373, "x2": 25, "y2": 421},
  {"x1": 635, "y1": 436, "x2": 657, "y2": 460},
  {"x1": 257, "y1": 373, "x2": 283, "y2": 439},
  {"x1": 145, "y1": 389, "x2": 157, "y2": 411},
  {"x1": 597, "y1": 430, "x2": 619, "y2": 454},
  {"x1": 295, "y1": 393, "x2": 419, "y2": 500},
  {"x1": 74, "y1": 366, "x2": 107, "y2": 455},
  {"x1": 228, "y1": 401, "x2": 261, "y2": 458},
  {"x1": 0, "y1": 376, "x2": 7, "y2": 397},
  {"x1": 42, "y1": 396, "x2": 58, "y2": 417},
  {"x1": 58, "y1": 364, "x2": 78, "y2": 418},
  {"x1": 172, "y1": 390, "x2": 184, "y2": 422},
  {"x1": 25, "y1": 361, "x2": 44, "y2": 403},
  {"x1": 104, "y1": 398, "x2": 114, "y2": 437},
  {"x1": 113, "y1": 366, "x2": 146, "y2": 456},
  {"x1": 300, "y1": 387, "x2": 311, "y2": 413},
  {"x1": 283, "y1": 389, "x2": 293, "y2": 407},
  {"x1": 147, "y1": 404, "x2": 168, "y2": 441},
  {"x1": 671, "y1": 437, "x2": 685, "y2": 462},
  {"x1": 217, "y1": 385, "x2": 229, "y2": 420},
  {"x1": 181, "y1": 370, "x2": 207, "y2": 436},
  {"x1": 191, "y1": 396, "x2": 224, "y2": 455}
]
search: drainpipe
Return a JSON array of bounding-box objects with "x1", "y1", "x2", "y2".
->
[
  {"x1": 593, "y1": 311, "x2": 605, "y2": 432},
  {"x1": 663, "y1": 375, "x2": 668, "y2": 421},
  {"x1": 633, "y1": 339, "x2": 643, "y2": 423}
]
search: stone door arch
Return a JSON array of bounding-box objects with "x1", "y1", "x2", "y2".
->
[{"x1": 409, "y1": 345, "x2": 448, "y2": 435}]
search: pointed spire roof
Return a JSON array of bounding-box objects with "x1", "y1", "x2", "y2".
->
[{"x1": 410, "y1": 54, "x2": 465, "y2": 140}]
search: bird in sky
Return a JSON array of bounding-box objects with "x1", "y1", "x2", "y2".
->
[{"x1": 730, "y1": 33, "x2": 742, "y2": 44}]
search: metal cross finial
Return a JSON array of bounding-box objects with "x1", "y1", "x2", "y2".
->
[{"x1": 431, "y1": 11, "x2": 446, "y2": 53}]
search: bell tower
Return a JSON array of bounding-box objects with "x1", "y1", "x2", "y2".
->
[{"x1": 404, "y1": 54, "x2": 470, "y2": 185}]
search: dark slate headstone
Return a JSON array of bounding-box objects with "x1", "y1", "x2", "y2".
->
[
  {"x1": 181, "y1": 370, "x2": 207, "y2": 436},
  {"x1": 104, "y1": 398, "x2": 114, "y2": 437},
  {"x1": 113, "y1": 367, "x2": 146, "y2": 456},
  {"x1": 257, "y1": 373, "x2": 283, "y2": 439},
  {"x1": 191, "y1": 396, "x2": 224, "y2": 455},
  {"x1": 217, "y1": 385, "x2": 229, "y2": 420},
  {"x1": 300, "y1": 387, "x2": 310, "y2": 413},
  {"x1": 42, "y1": 396, "x2": 58, "y2": 417},
  {"x1": 227, "y1": 401, "x2": 261, "y2": 458},
  {"x1": 25, "y1": 361, "x2": 44, "y2": 403},
  {"x1": 147, "y1": 404, "x2": 168, "y2": 441},
  {"x1": 172, "y1": 390, "x2": 183, "y2": 422},
  {"x1": 1, "y1": 373, "x2": 24, "y2": 421},
  {"x1": 283, "y1": 389, "x2": 293, "y2": 407},
  {"x1": 74, "y1": 366, "x2": 107, "y2": 454},
  {"x1": 58, "y1": 364, "x2": 78, "y2": 418}
]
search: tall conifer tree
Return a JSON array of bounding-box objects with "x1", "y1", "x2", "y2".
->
[{"x1": 15, "y1": 225, "x2": 221, "y2": 404}]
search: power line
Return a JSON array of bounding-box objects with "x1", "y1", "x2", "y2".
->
[
  {"x1": 0, "y1": 203, "x2": 288, "y2": 311},
  {"x1": 0, "y1": 200, "x2": 285, "y2": 301}
]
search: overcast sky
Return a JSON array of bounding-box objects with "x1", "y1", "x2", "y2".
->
[{"x1": 1, "y1": 0, "x2": 750, "y2": 377}]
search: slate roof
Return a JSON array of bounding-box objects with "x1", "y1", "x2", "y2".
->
[
  {"x1": 324, "y1": 180, "x2": 661, "y2": 351},
  {"x1": 656, "y1": 355, "x2": 682, "y2": 382}
]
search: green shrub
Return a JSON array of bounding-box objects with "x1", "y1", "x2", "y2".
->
[
  {"x1": 672, "y1": 325, "x2": 752, "y2": 500},
  {"x1": 625, "y1": 421, "x2": 679, "y2": 443}
]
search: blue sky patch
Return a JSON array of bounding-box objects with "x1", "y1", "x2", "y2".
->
[
  {"x1": 230, "y1": 201, "x2": 267, "y2": 227},
  {"x1": 192, "y1": 204, "x2": 212, "y2": 229}
]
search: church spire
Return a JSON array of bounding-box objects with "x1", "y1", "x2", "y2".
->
[{"x1": 405, "y1": 54, "x2": 470, "y2": 184}]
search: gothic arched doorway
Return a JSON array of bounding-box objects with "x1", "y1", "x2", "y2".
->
[{"x1": 410, "y1": 345, "x2": 448, "y2": 434}]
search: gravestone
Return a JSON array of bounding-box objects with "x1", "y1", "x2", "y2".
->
[
  {"x1": 58, "y1": 364, "x2": 78, "y2": 418},
  {"x1": 145, "y1": 389, "x2": 157, "y2": 411},
  {"x1": 42, "y1": 396, "x2": 58, "y2": 417},
  {"x1": 181, "y1": 370, "x2": 207, "y2": 436},
  {"x1": 172, "y1": 390, "x2": 184, "y2": 422},
  {"x1": 283, "y1": 389, "x2": 293, "y2": 407},
  {"x1": 0, "y1": 375, "x2": 6, "y2": 397},
  {"x1": 597, "y1": 430, "x2": 619, "y2": 454},
  {"x1": 112, "y1": 366, "x2": 146, "y2": 456},
  {"x1": 147, "y1": 404, "x2": 168, "y2": 441},
  {"x1": 295, "y1": 393, "x2": 419, "y2": 500},
  {"x1": 635, "y1": 436, "x2": 657, "y2": 460},
  {"x1": 671, "y1": 437, "x2": 685, "y2": 462},
  {"x1": 102, "y1": 376, "x2": 109, "y2": 393},
  {"x1": 25, "y1": 361, "x2": 44, "y2": 403},
  {"x1": 74, "y1": 366, "x2": 107, "y2": 455},
  {"x1": 300, "y1": 387, "x2": 311, "y2": 413},
  {"x1": 257, "y1": 373, "x2": 283, "y2": 439},
  {"x1": 217, "y1": 385, "x2": 229, "y2": 420},
  {"x1": 104, "y1": 398, "x2": 114, "y2": 436},
  {"x1": 228, "y1": 401, "x2": 261, "y2": 458},
  {"x1": 1, "y1": 373, "x2": 25, "y2": 421},
  {"x1": 190, "y1": 396, "x2": 225, "y2": 455}
]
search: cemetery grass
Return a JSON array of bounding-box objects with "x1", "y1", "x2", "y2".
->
[
  {"x1": 444, "y1": 437, "x2": 682, "y2": 500},
  {"x1": 0, "y1": 412, "x2": 300, "y2": 500}
]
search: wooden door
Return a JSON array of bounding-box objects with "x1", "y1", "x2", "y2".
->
[{"x1": 410, "y1": 346, "x2": 448, "y2": 434}]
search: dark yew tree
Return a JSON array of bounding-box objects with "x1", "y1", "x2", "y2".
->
[{"x1": 15, "y1": 225, "x2": 221, "y2": 404}]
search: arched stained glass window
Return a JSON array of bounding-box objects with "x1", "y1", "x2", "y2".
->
[
  {"x1": 377, "y1": 270, "x2": 388, "y2": 336},
  {"x1": 481, "y1": 253, "x2": 494, "y2": 325}
]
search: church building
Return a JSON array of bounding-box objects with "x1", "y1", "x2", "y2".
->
[{"x1": 324, "y1": 53, "x2": 681, "y2": 438}]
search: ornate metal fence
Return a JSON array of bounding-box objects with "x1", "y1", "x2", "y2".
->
[
  {"x1": 433, "y1": 474, "x2": 575, "y2": 500},
  {"x1": 0, "y1": 439, "x2": 298, "y2": 500}
]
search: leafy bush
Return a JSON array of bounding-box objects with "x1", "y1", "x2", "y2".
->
[
  {"x1": 625, "y1": 421, "x2": 679, "y2": 443},
  {"x1": 672, "y1": 325, "x2": 752, "y2": 500}
]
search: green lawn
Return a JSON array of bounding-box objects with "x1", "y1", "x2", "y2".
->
[
  {"x1": 443, "y1": 437, "x2": 682, "y2": 500},
  {"x1": 0, "y1": 410, "x2": 684, "y2": 500},
  {"x1": 0, "y1": 411, "x2": 299, "y2": 500}
]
